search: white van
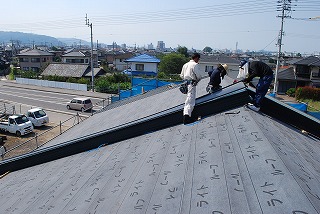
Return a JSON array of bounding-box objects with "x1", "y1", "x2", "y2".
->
[{"x1": 27, "y1": 108, "x2": 49, "y2": 127}]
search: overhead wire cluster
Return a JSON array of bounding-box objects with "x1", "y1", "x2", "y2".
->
[
  {"x1": 2, "y1": 0, "x2": 280, "y2": 31},
  {"x1": 1, "y1": 0, "x2": 319, "y2": 31},
  {"x1": 1, "y1": 0, "x2": 318, "y2": 48}
]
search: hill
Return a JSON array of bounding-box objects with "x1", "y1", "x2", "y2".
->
[{"x1": 0, "y1": 31, "x2": 90, "y2": 47}]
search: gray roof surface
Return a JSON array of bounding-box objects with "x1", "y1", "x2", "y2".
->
[
  {"x1": 294, "y1": 56, "x2": 320, "y2": 66},
  {"x1": 62, "y1": 51, "x2": 88, "y2": 57},
  {"x1": 84, "y1": 67, "x2": 106, "y2": 77},
  {"x1": 17, "y1": 49, "x2": 54, "y2": 56},
  {"x1": 0, "y1": 107, "x2": 319, "y2": 214},
  {"x1": 42, "y1": 76, "x2": 215, "y2": 148},
  {"x1": 278, "y1": 67, "x2": 296, "y2": 80},
  {"x1": 1, "y1": 77, "x2": 320, "y2": 214},
  {"x1": 200, "y1": 55, "x2": 239, "y2": 64},
  {"x1": 41, "y1": 63, "x2": 90, "y2": 77}
]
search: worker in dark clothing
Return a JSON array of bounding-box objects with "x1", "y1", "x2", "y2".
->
[
  {"x1": 206, "y1": 64, "x2": 228, "y2": 93},
  {"x1": 239, "y1": 60, "x2": 274, "y2": 111}
]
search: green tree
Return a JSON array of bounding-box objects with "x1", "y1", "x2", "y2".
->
[
  {"x1": 203, "y1": 46, "x2": 213, "y2": 53},
  {"x1": 177, "y1": 46, "x2": 189, "y2": 58},
  {"x1": 158, "y1": 53, "x2": 188, "y2": 75}
]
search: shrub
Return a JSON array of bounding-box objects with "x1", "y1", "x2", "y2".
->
[
  {"x1": 286, "y1": 88, "x2": 296, "y2": 97},
  {"x1": 295, "y1": 86, "x2": 320, "y2": 101}
]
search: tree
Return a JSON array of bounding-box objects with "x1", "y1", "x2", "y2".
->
[
  {"x1": 203, "y1": 46, "x2": 213, "y2": 53},
  {"x1": 158, "y1": 53, "x2": 188, "y2": 75},
  {"x1": 177, "y1": 46, "x2": 189, "y2": 58}
]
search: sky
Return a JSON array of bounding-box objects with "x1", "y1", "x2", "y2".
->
[{"x1": 1, "y1": 0, "x2": 320, "y2": 54}]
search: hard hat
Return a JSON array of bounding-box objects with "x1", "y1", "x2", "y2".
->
[{"x1": 222, "y1": 64, "x2": 228, "y2": 73}]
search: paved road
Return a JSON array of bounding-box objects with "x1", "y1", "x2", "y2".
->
[{"x1": 0, "y1": 79, "x2": 112, "y2": 124}]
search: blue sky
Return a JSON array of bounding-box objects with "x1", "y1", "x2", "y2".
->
[{"x1": 1, "y1": 0, "x2": 319, "y2": 54}]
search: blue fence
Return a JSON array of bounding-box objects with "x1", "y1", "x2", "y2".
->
[{"x1": 111, "y1": 77, "x2": 181, "y2": 102}]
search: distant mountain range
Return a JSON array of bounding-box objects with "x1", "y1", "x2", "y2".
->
[{"x1": 0, "y1": 31, "x2": 90, "y2": 47}]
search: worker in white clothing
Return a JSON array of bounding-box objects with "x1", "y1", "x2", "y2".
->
[{"x1": 180, "y1": 53, "x2": 204, "y2": 125}]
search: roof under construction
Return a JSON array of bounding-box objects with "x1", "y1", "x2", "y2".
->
[{"x1": 0, "y1": 77, "x2": 319, "y2": 214}]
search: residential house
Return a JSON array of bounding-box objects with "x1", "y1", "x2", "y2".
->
[
  {"x1": 124, "y1": 54, "x2": 160, "y2": 76},
  {"x1": 277, "y1": 56, "x2": 320, "y2": 93},
  {"x1": 61, "y1": 50, "x2": 90, "y2": 64},
  {"x1": 199, "y1": 54, "x2": 240, "y2": 79},
  {"x1": 105, "y1": 52, "x2": 135, "y2": 71},
  {"x1": 41, "y1": 63, "x2": 106, "y2": 78},
  {"x1": 17, "y1": 48, "x2": 54, "y2": 72}
]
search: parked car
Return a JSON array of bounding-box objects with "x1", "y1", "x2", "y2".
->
[
  {"x1": 66, "y1": 97, "x2": 93, "y2": 112},
  {"x1": 0, "y1": 114, "x2": 34, "y2": 137},
  {"x1": 26, "y1": 108, "x2": 49, "y2": 127}
]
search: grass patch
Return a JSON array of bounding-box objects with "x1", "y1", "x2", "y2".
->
[{"x1": 298, "y1": 99, "x2": 320, "y2": 112}]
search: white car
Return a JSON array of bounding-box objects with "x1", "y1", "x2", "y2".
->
[{"x1": 27, "y1": 108, "x2": 49, "y2": 127}]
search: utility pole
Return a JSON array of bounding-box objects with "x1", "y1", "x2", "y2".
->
[
  {"x1": 86, "y1": 14, "x2": 94, "y2": 92},
  {"x1": 273, "y1": 0, "x2": 296, "y2": 95}
]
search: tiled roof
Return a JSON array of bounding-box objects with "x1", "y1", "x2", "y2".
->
[
  {"x1": 125, "y1": 54, "x2": 160, "y2": 63},
  {"x1": 62, "y1": 51, "x2": 88, "y2": 57},
  {"x1": 294, "y1": 56, "x2": 320, "y2": 66},
  {"x1": 84, "y1": 67, "x2": 106, "y2": 77},
  {"x1": 200, "y1": 55, "x2": 239, "y2": 64},
  {"x1": 41, "y1": 63, "x2": 89, "y2": 77},
  {"x1": 17, "y1": 49, "x2": 53, "y2": 56}
]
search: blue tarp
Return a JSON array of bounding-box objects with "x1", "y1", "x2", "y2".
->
[
  {"x1": 287, "y1": 103, "x2": 307, "y2": 112},
  {"x1": 286, "y1": 102, "x2": 320, "y2": 120},
  {"x1": 307, "y1": 112, "x2": 320, "y2": 120},
  {"x1": 111, "y1": 77, "x2": 182, "y2": 102}
]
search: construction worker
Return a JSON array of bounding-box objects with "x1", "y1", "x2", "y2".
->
[
  {"x1": 238, "y1": 60, "x2": 274, "y2": 111},
  {"x1": 180, "y1": 53, "x2": 204, "y2": 124},
  {"x1": 206, "y1": 63, "x2": 228, "y2": 93}
]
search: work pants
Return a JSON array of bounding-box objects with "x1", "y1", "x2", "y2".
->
[
  {"x1": 183, "y1": 83, "x2": 196, "y2": 117},
  {"x1": 254, "y1": 75, "x2": 273, "y2": 107}
]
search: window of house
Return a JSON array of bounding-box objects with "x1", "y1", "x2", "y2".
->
[
  {"x1": 31, "y1": 67, "x2": 39, "y2": 72},
  {"x1": 22, "y1": 67, "x2": 29, "y2": 71},
  {"x1": 42, "y1": 58, "x2": 46, "y2": 62},
  {"x1": 135, "y1": 64, "x2": 144, "y2": 71},
  {"x1": 20, "y1": 58, "x2": 29, "y2": 62},
  {"x1": 31, "y1": 58, "x2": 40, "y2": 62}
]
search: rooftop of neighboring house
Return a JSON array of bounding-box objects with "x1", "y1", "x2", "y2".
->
[
  {"x1": 17, "y1": 48, "x2": 54, "y2": 56},
  {"x1": 61, "y1": 50, "x2": 90, "y2": 57},
  {"x1": 294, "y1": 56, "x2": 320, "y2": 66},
  {"x1": 41, "y1": 63, "x2": 90, "y2": 77},
  {"x1": 125, "y1": 53, "x2": 161, "y2": 63}
]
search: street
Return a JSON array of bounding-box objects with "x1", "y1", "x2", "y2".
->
[
  {"x1": 0, "y1": 80, "x2": 110, "y2": 120},
  {"x1": 0, "y1": 79, "x2": 112, "y2": 159}
]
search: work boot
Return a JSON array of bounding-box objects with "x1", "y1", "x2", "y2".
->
[
  {"x1": 247, "y1": 103, "x2": 260, "y2": 111},
  {"x1": 183, "y1": 115, "x2": 194, "y2": 125}
]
